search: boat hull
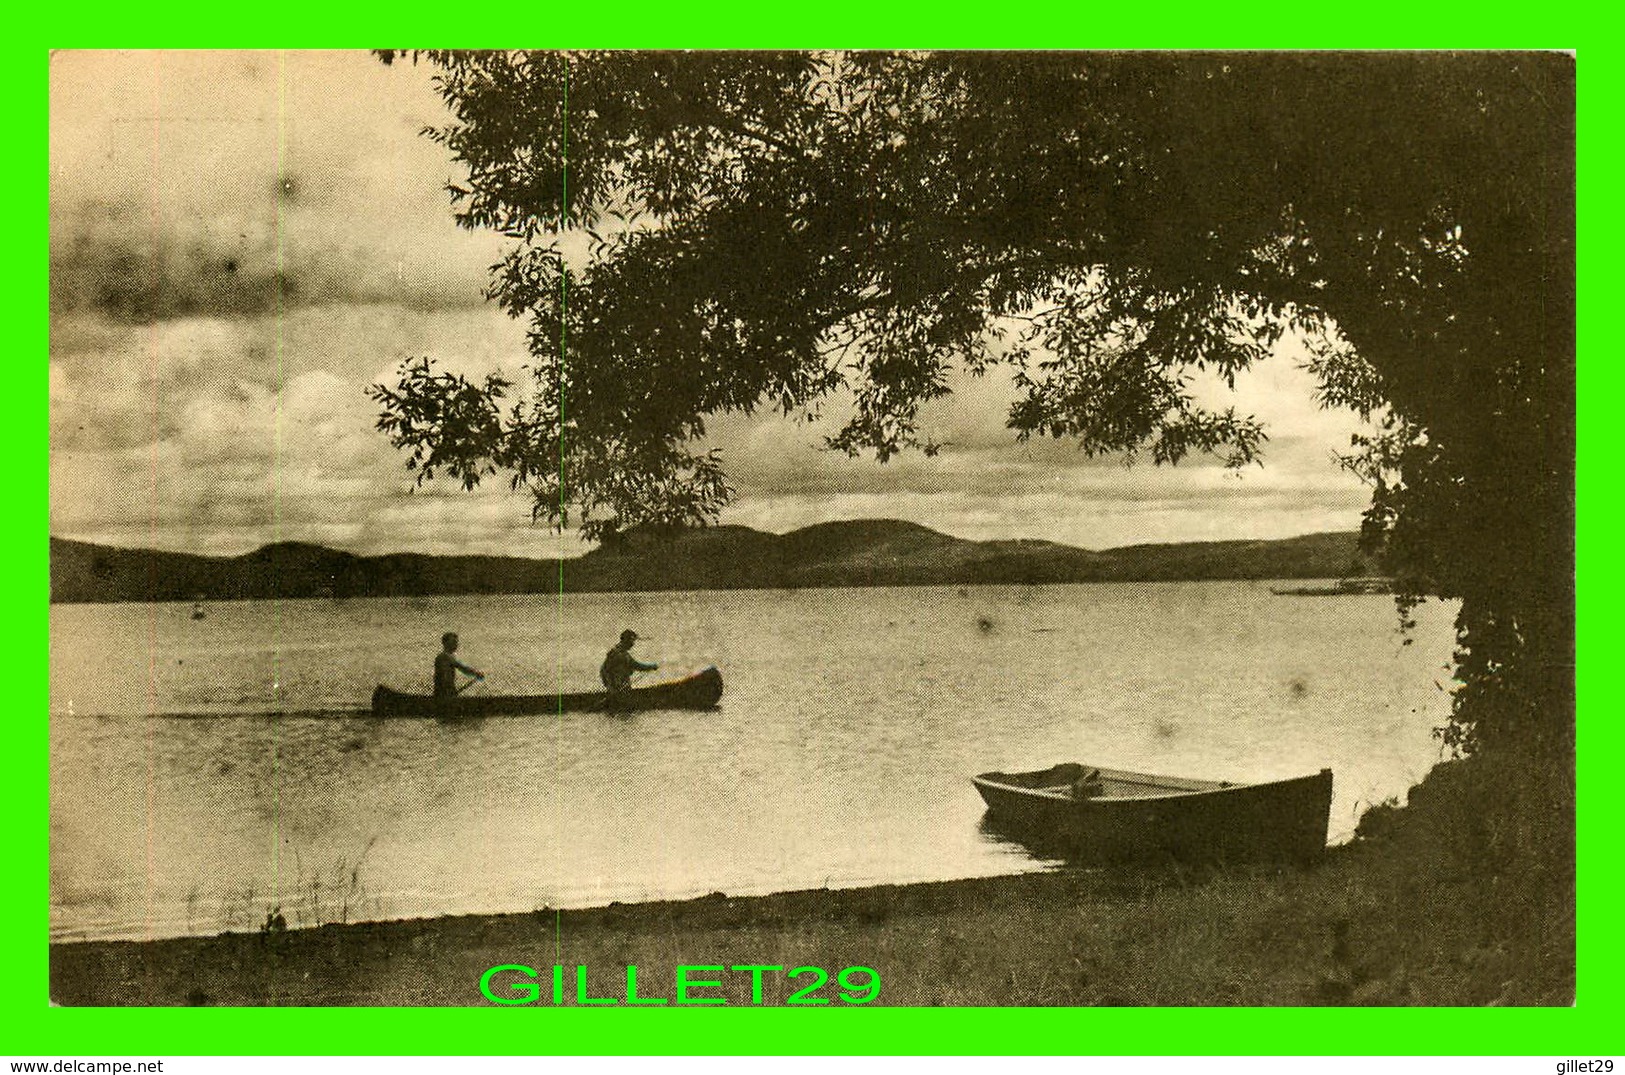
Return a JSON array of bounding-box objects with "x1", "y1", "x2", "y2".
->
[
  {"x1": 370, "y1": 666, "x2": 723, "y2": 717},
  {"x1": 973, "y1": 762, "x2": 1333, "y2": 864}
]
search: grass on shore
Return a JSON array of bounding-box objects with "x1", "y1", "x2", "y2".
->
[{"x1": 49, "y1": 750, "x2": 1574, "y2": 1006}]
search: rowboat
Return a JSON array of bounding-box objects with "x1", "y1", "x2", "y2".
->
[
  {"x1": 972, "y1": 762, "x2": 1333, "y2": 864},
  {"x1": 370, "y1": 666, "x2": 724, "y2": 717}
]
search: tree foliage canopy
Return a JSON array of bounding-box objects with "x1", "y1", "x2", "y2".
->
[{"x1": 372, "y1": 50, "x2": 1573, "y2": 754}]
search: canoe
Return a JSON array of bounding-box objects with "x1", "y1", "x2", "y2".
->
[
  {"x1": 370, "y1": 666, "x2": 724, "y2": 717},
  {"x1": 972, "y1": 762, "x2": 1333, "y2": 864}
]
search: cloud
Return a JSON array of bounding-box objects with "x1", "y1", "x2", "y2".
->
[
  {"x1": 704, "y1": 350, "x2": 1373, "y2": 529},
  {"x1": 50, "y1": 304, "x2": 528, "y2": 452},
  {"x1": 721, "y1": 482, "x2": 1372, "y2": 550},
  {"x1": 49, "y1": 290, "x2": 1376, "y2": 557},
  {"x1": 49, "y1": 303, "x2": 539, "y2": 557},
  {"x1": 50, "y1": 50, "x2": 504, "y2": 324},
  {"x1": 49, "y1": 201, "x2": 502, "y2": 324},
  {"x1": 48, "y1": 50, "x2": 1380, "y2": 558}
]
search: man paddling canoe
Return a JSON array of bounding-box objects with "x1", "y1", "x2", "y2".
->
[
  {"x1": 434, "y1": 632, "x2": 484, "y2": 698},
  {"x1": 600, "y1": 629, "x2": 657, "y2": 711}
]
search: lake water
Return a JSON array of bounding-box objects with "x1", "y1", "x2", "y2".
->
[{"x1": 49, "y1": 582, "x2": 1457, "y2": 943}]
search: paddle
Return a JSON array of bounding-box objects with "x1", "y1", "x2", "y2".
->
[
  {"x1": 455, "y1": 673, "x2": 487, "y2": 696},
  {"x1": 596, "y1": 666, "x2": 657, "y2": 715}
]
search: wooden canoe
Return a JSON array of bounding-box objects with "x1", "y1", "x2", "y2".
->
[
  {"x1": 370, "y1": 666, "x2": 724, "y2": 717},
  {"x1": 972, "y1": 762, "x2": 1333, "y2": 864}
]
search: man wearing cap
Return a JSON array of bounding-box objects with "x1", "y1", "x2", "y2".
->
[{"x1": 600, "y1": 629, "x2": 658, "y2": 710}]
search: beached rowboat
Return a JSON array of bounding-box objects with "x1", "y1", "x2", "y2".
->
[
  {"x1": 370, "y1": 666, "x2": 724, "y2": 717},
  {"x1": 972, "y1": 762, "x2": 1333, "y2": 863}
]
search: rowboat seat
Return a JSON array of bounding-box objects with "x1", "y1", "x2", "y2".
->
[{"x1": 1070, "y1": 769, "x2": 1105, "y2": 800}]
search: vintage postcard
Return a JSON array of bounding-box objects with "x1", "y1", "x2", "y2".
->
[{"x1": 47, "y1": 49, "x2": 1574, "y2": 1019}]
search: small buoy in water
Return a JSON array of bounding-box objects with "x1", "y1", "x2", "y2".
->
[{"x1": 977, "y1": 616, "x2": 995, "y2": 633}]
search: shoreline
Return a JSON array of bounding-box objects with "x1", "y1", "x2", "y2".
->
[
  {"x1": 46, "y1": 863, "x2": 1076, "y2": 948},
  {"x1": 49, "y1": 527, "x2": 1379, "y2": 606},
  {"x1": 49, "y1": 865, "x2": 1339, "y2": 1006},
  {"x1": 50, "y1": 572, "x2": 1389, "y2": 609},
  {"x1": 50, "y1": 755, "x2": 1575, "y2": 1006}
]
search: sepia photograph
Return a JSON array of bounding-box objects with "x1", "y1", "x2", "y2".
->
[{"x1": 47, "y1": 49, "x2": 1574, "y2": 1010}]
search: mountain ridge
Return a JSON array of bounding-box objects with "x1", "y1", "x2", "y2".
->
[{"x1": 48, "y1": 522, "x2": 1380, "y2": 604}]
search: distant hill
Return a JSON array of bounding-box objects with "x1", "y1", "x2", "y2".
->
[
  {"x1": 48, "y1": 523, "x2": 1379, "y2": 604},
  {"x1": 47, "y1": 540, "x2": 560, "y2": 604}
]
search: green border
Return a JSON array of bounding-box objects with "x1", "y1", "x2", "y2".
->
[{"x1": 26, "y1": 7, "x2": 1611, "y2": 1057}]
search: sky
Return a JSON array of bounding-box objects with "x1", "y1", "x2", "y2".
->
[{"x1": 49, "y1": 49, "x2": 1377, "y2": 560}]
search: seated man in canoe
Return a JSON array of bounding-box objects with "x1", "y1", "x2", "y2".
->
[
  {"x1": 600, "y1": 629, "x2": 657, "y2": 711},
  {"x1": 434, "y1": 632, "x2": 484, "y2": 698}
]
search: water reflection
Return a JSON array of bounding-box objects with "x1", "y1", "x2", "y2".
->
[{"x1": 974, "y1": 812, "x2": 1071, "y2": 865}]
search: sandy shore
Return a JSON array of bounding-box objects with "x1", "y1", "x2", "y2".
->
[{"x1": 50, "y1": 755, "x2": 1576, "y2": 1008}]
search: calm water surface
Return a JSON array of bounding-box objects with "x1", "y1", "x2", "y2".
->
[{"x1": 49, "y1": 582, "x2": 1457, "y2": 942}]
